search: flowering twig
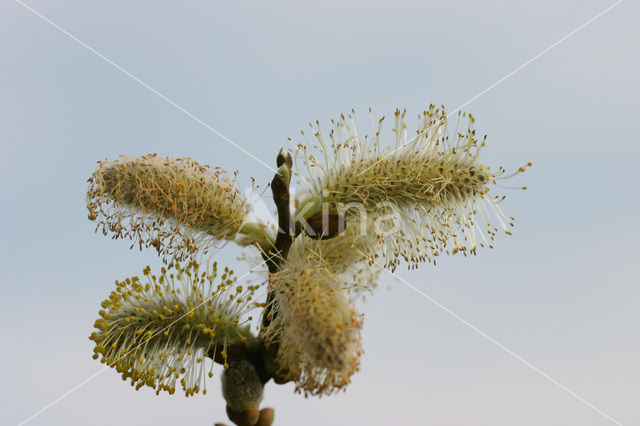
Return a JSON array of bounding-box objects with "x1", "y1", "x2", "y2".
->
[{"x1": 86, "y1": 105, "x2": 529, "y2": 426}]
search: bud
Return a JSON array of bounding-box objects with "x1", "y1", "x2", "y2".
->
[
  {"x1": 256, "y1": 408, "x2": 275, "y2": 426},
  {"x1": 276, "y1": 147, "x2": 293, "y2": 169},
  {"x1": 221, "y1": 359, "x2": 264, "y2": 413},
  {"x1": 304, "y1": 213, "x2": 345, "y2": 239}
]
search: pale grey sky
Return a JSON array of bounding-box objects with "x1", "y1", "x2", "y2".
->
[{"x1": 1, "y1": 1, "x2": 639, "y2": 425}]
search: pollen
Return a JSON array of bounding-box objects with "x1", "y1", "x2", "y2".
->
[{"x1": 88, "y1": 260, "x2": 260, "y2": 397}]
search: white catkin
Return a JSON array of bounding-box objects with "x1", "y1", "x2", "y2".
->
[
  {"x1": 292, "y1": 106, "x2": 531, "y2": 269},
  {"x1": 260, "y1": 254, "x2": 363, "y2": 396},
  {"x1": 87, "y1": 154, "x2": 250, "y2": 261}
]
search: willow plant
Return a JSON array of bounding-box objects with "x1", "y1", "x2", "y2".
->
[{"x1": 86, "y1": 105, "x2": 529, "y2": 425}]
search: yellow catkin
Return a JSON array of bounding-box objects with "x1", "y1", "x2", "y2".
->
[
  {"x1": 261, "y1": 257, "x2": 363, "y2": 396},
  {"x1": 87, "y1": 154, "x2": 249, "y2": 261},
  {"x1": 89, "y1": 261, "x2": 261, "y2": 397},
  {"x1": 293, "y1": 106, "x2": 531, "y2": 269}
]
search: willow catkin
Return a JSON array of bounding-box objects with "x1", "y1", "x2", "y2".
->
[
  {"x1": 260, "y1": 257, "x2": 363, "y2": 396},
  {"x1": 90, "y1": 261, "x2": 263, "y2": 397},
  {"x1": 285, "y1": 227, "x2": 380, "y2": 297},
  {"x1": 87, "y1": 154, "x2": 249, "y2": 261},
  {"x1": 293, "y1": 106, "x2": 531, "y2": 269}
]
